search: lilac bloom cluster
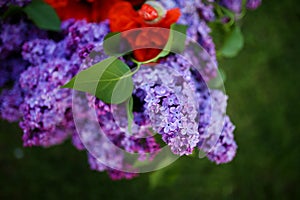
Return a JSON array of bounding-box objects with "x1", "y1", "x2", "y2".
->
[
  {"x1": 206, "y1": 116, "x2": 237, "y2": 164},
  {"x1": 84, "y1": 95, "x2": 160, "y2": 179},
  {"x1": 246, "y1": 0, "x2": 261, "y2": 10},
  {"x1": 0, "y1": 18, "x2": 46, "y2": 88},
  {"x1": 191, "y1": 68, "x2": 237, "y2": 163},
  {"x1": 0, "y1": 57, "x2": 27, "y2": 87},
  {"x1": 0, "y1": 83, "x2": 23, "y2": 122},
  {"x1": 0, "y1": 19, "x2": 47, "y2": 120},
  {"x1": 18, "y1": 58, "x2": 78, "y2": 147},
  {"x1": 3, "y1": 18, "x2": 160, "y2": 178},
  {"x1": 220, "y1": 0, "x2": 242, "y2": 13},
  {"x1": 219, "y1": 0, "x2": 261, "y2": 13},
  {"x1": 0, "y1": 19, "x2": 111, "y2": 147},
  {"x1": 0, "y1": 0, "x2": 31, "y2": 7},
  {"x1": 0, "y1": 19, "x2": 47, "y2": 60},
  {"x1": 158, "y1": 0, "x2": 217, "y2": 77},
  {"x1": 132, "y1": 55, "x2": 237, "y2": 163},
  {"x1": 0, "y1": 0, "x2": 243, "y2": 179},
  {"x1": 196, "y1": 0, "x2": 216, "y2": 22},
  {"x1": 133, "y1": 64, "x2": 199, "y2": 156},
  {"x1": 197, "y1": 89, "x2": 237, "y2": 163},
  {"x1": 71, "y1": 94, "x2": 140, "y2": 180}
]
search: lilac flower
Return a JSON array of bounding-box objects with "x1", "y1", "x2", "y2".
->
[
  {"x1": 0, "y1": 56, "x2": 27, "y2": 87},
  {"x1": 246, "y1": 0, "x2": 261, "y2": 10},
  {"x1": 206, "y1": 116, "x2": 237, "y2": 164},
  {"x1": 195, "y1": 88, "x2": 237, "y2": 164},
  {"x1": 82, "y1": 95, "x2": 160, "y2": 179},
  {"x1": 19, "y1": 59, "x2": 78, "y2": 147},
  {"x1": 133, "y1": 64, "x2": 200, "y2": 156},
  {"x1": 0, "y1": 83, "x2": 23, "y2": 122},
  {"x1": 0, "y1": 20, "x2": 111, "y2": 147},
  {"x1": 0, "y1": 19, "x2": 47, "y2": 59},
  {"x1": 220, "y1": 0, "x2": 242, "y2": 13},
  {"x1": 22, "y1": 39, "x2": 59, "y2": 65},
  {"x1": 195, "y1": 0, "x2": 215, "y2": 21},
  {"x1": 0, "y1": 0, "x2": 31, "y2": 7},
  {"x1": 158, "y1": 0, "x2": 218, "y2": 79}
]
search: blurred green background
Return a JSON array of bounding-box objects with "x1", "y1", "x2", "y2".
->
[{"x1": 1, "y1": 0, "x2": 299, "y2": 199}]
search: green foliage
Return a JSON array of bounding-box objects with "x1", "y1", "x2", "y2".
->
[
  {"x1": 24, "y1": 0, "x2": 61, "y2": 31},
  {"x1": 62, "y1": 57, "x2": 134, "y2": 104},
  {"x1": 220, "y1": 26, "x2": 244, "y2": 57},
  {"x1": 103, "y1": 32, "x2": 131, "y2": 56},
  {"x1": 159, "y1": 23, "x2": 188, "y2": 57}
]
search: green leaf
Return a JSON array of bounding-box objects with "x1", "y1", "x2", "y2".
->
[
  {"x1": 220, "y1": 26, "x2": 244, "y2": 57},
  {"x1": 169, "y1": 23, "x2": 188, "y2": 53},
  {"x1": 103, "y1": 32, "x2": 131, "y2": 56},
  {"x1": 126, "y1": 96, "x2": 134, "y2": 134},
  {"x1": 158, "y1": 23, "x2": 188, "y2": 58},
  {"x1": 2, "y1": 6, "x2": 23, "y2": 19},
  {"x1": 62, "y1": 57, "x2": 133, "y2": 104},
  {"x1": 24, "y1": 0, "x2": 61, "y2": 31}
]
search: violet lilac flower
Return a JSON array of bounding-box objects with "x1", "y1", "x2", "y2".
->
[{"x1": 246, "y1": 0, "x2": 262, "y2": 10}]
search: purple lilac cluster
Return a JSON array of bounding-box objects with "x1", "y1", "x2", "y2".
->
[
  {"x1": 132, "y1": 55, "x2": 237, "y2": 163},
  {"x1": 220, "y1": 0, "x2": 242, "y2": 13},
  {"x1": 18, "y1": 58, "x2": 78, "y2": 147},
  {"x1": 219, "y1": 0, "x2": 261, "y2": 13},
  {"x1": 0, "y1": 57, "x2": 27, "y2": 87},
  {"x1": 192, "y1": 68, "x2": 237, "y2": 163},
  {"x1": 206, "y1": 116, "x2": 237, "y2": 164},
  {"x1": 0, "y1": 83, "x2": 23, "y2": 122},
  {"x1": 1, "y1": 20, "x2": 110, "y2": 147},
  {"x1": 159, "y1": 0, "x2": 217, "y2": 75},
  {"x1": 83, "y1": 94, "x2": 160, "y2": 179},
  {"x1": 0, "y1": 19, "x2": 47, "y2": 121},
  {"x1": 0, "y1": 19, "x2": 47, "y2": 60},
  {"x1": 196, "y1": 0, "x2": 216, "y2": 22},
  {"x1": 133, "y1": 64, "x2": 199, "y2": 156},
  {"x1": 0, "y1": 19, "x2": 46, "y2": 88},
  {"x1": 0, "y1": 0, "x2": 241, "y2": 179},
  {"x1": 246, "y1": 0, "x2": 261, "y2": 10},
  {"x1": 0, "y1": 0, "x2": 31, "y2": 7},
  {"x1": 197, "y1": 89, "x2": 237, "y2": 163}
]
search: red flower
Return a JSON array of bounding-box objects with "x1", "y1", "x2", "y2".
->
[
  {"x1": 45, "y1": 0, "x2": 146, "y2": 22},
  {"x1": 46, "y1": 0, "x2": 180, "y2": 62},
  {"x1": 108, "y1": 1, "x2": 180, "y2": 62}
]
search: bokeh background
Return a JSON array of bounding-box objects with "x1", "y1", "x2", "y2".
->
[{"x1": 1, "y1": 0, "x2": 299, "y2": 199}]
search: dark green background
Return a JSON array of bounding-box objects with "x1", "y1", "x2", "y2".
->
[{"x1": 1, "y1": 0, "x2": 299, "y2": 199}]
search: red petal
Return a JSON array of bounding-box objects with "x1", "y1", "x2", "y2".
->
[
  {"x1": 91, "y1": 0, "x2": 123, "y2": 22},
  {"x1": 108, "y1": 2, "x2": 143, "y2": 32},
  {"x1": 156, "y1": 8, "x2": 181, "y2": 28}
]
